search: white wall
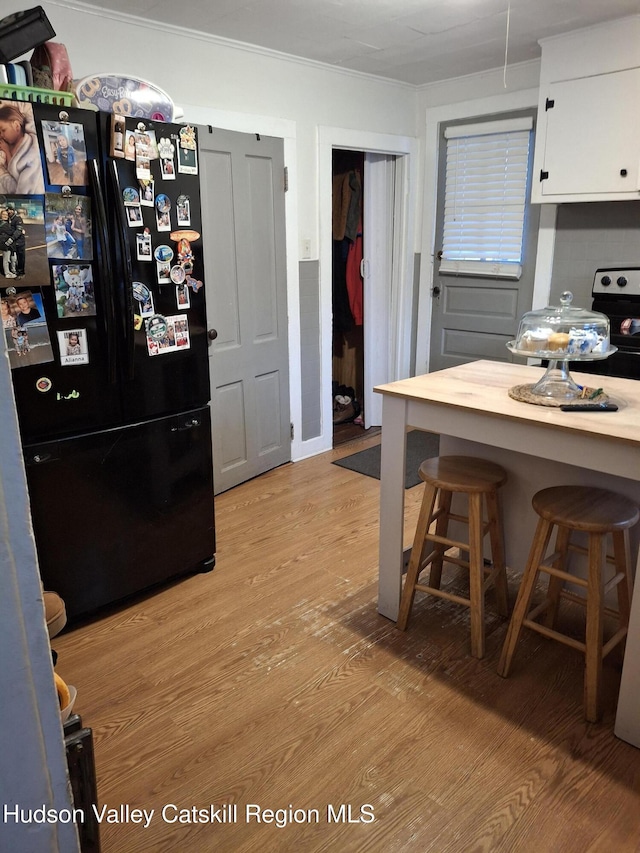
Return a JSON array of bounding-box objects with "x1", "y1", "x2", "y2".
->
[{"x1": 41, "y1": 1, "x2": 418, "y2": 257}]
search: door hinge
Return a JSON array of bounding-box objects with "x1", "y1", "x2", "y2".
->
[
  {"x1": 545, "y1": 98, "x2": 555, "y2": 111},
  {"x1": 540, "y1": 170, "x2": 549, "y2": 182},
  {"x1": 284, "y1": 166, "x2": 288, "y2": 192},
  {"x1": 290, "y1": 422, "x2": 294, "y2": 440}
]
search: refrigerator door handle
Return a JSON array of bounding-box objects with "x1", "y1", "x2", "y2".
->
[
  {"x1": 88, "y1": 158, "x2": 118, "y2": 384},
  {"x1": 108, "y1": 159, "x2": 136, "y2": 380}
]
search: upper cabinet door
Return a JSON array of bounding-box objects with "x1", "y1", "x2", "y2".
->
[{"x1": 532, "y1": 68, "x2": 640, "y2": 202}]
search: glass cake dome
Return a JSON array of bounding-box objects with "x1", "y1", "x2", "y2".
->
[
  {"x1": 510, "y1": 291, "x2": 610, "y2": 357},
  {"x1": 507, "y1": 291, "x2": 616, "y2": 400}
]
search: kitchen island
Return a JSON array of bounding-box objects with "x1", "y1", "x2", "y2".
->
[{"x1": 375, "y1": 360, "x2": 640, "y2": 745}]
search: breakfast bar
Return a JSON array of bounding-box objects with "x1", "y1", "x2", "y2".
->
[{"x1": 375, "y1": 360, "x2": 640, "y2": 744}]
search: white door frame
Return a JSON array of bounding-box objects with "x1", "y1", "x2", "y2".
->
[{"x1": 318, "y1": 127, "x2": 419, "y2": 454}]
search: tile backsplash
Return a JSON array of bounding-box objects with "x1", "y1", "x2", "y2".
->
[{"x1": 550, "y1": 201, "x2": 640, "y2": 307}]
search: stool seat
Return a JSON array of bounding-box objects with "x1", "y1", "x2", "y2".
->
[
  {"x1": 532, "y1": 486, "x2": 639, "y2": 533},
  {"x1": 397, "y1": 455, "x2": 509, "y2": 659},
  {"x1": 498, "y1": 484, "x2": 638, "y2": 722},
  {"x1": 418, "y1": 455, "x2": 508, "y2": 493}
]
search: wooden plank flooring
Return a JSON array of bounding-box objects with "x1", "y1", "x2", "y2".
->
[{"x1": 52, "y1": 434, "x2": 640, "y2": 852}]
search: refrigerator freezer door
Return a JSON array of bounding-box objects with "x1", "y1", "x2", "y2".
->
[
  {"x1": 24, "y1": 406, "x2": 215, "y2": 619},
  {"x1": 7, "y1": 104, "x2": 123, "y2": 444},
  {"x1": 104, "y1": 116, "x2": 210, "y2": 421}
]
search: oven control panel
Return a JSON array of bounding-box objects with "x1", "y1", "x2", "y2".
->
[{"x1": 593, "y1": 267, "x2": 640, "y2": 295}]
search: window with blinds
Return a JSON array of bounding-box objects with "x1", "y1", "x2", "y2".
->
[{"x1": 440, "y1": 117, "x2": 533, "y2": 279}]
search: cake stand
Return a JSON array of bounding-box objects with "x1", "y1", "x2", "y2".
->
[{"x1": 505, "y1": 343, "x2": 618, "y2": 403}]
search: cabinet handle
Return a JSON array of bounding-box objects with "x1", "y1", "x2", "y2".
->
[{"x1": 620, "y1": 169, "x2": 628, "y2": 177}]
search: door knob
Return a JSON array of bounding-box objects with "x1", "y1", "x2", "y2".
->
[
  {"x1": 207, "y1": 328, "x2": 218, "y2": 340},
  {"x1": 432, "y1": 286, "x2": 441, "y2": 297}
]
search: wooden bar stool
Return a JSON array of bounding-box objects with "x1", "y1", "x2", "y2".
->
[
  {"x1": 498, "y1": 485, "x2": 638, "y2": 722},
  {"x1": 397, "y1": 455, "x2": 509, "y2": 659}
]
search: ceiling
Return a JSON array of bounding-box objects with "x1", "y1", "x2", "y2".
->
[{"x1": 80, "y1": 0, "x2": 639, "y2": 86}]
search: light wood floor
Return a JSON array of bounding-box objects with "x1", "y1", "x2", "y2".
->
[{"x1": 53, "y1": 434, "x2": 640, "y2": 852}]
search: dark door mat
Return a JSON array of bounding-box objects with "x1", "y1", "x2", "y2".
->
[{"x1": 332, "y1": 430, "x2": 440, "y2": 488}]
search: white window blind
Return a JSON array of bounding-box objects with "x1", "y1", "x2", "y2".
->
[{"x1": 441, "y1": 117, "x2": 533, "y2": 279}]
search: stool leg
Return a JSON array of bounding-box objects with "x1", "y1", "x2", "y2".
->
[
  {"x1": 543, "y1": 524, "x2": 571, "y2": 630},
  {"x1": 497, "y1": 517, "x2": 554, "y2": 677},
  {"x1": 429, "y1": 488, "x2": 452, "y2": 590},
  {"x1": 468, "y1": 492, "x2": 485, "y2": 659},
  {"x1": 397, "y1": 482, "x2": 437, "y2": 631},
  {"x1": 485, "y1": 488, "x2": 509, "y2": 617},
  {"x1": 612, "y1": 529, "x2": 633, "y2": 629},
  {"x1": 584, "y1": 532, "x2": 605, "y2": 723}
]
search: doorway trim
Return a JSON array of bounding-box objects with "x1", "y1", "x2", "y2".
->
[{"x1": 318, "y1": 127, "x2": 419, "y2": 454}]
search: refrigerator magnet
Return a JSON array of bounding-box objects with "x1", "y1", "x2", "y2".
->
[
  {"x1": 132, "y1": 281, "x2": 151, "y2": 303},
  {"x1": 4, "y1": 195, "x2": 48, "y2": 286},
  {"x1": 155, "y1": 193, "x2": 171, "y2": 231},
  {"x1": 136, "y1": 230, "x2": 152, "y2": 261},
  {"x1": 176, "y1": 283, "x2": 190, "y2": 309},
  {"x1": 160, "y1": 156, "x2": 175, "y2": 180},
  {"x1": 125, "y1": 133, "x2": 137, "y2": 161},
  {"x1": 156, "y1": 262, "x2": 170, "y2": 285},
  {"x1": 155, "y1": 193, "x2": 171, "y2": 214},
  {"x1": 145, "y1": 314, "x2": 168, "y2": 340},
  {"x1": 153, "y1": 244, "x2": 173, "y2": 264},
  {"x1": 176, "y1": 195, "x2": 191, "y2": 227},
  {"x1": 126, "y1": 205, "x2": 143, "y2": 227},
  {"x1": 0, "y1": 100, "x2": 45, "y2": 194},
  {"x1": 53, "y1": 264, "x2": 96, "y2": 319},
  {"x1": 177, "y1": 125, "x2": 198, "y2": 175},
  {"x1": 136, "y1": 153, "x2": 151, "y2": 181},
  {"x1": 158, "y1": 137, "x2": 175, "y2": 180},
  {"x1": 141, "y1": 295, "x2": 155, "y2": 317},
  {"x1": 110, "y1": 114, "x2": 126, "y2": 158},
  {"x1": 156, "y1": 210, "x2": 170, "y2": 232},
  {"x1": 122, "y1": 187, "x2": 140, "y2": 206},
  {"x1": 186, "y1": 275, "x2": 203, "y2": 293},
  {"x1": 170, "y1": 265, "x2": 185, "y2": 285},
  {"x1": 57, "y1": 329, "x2": 89, "y2": 366},
  {"x1": 140, "y1": 179, "x2": 154, "y2": 206},
  {"x1": 41, "y1": 119, "x2": 89, "y2": 186},
  {"x1": 173, "y1": 316, "x2": 190, "y2": 349}
]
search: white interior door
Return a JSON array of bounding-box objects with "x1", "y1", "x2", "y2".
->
[
  {"x1": 199, "y1": 127, "x2": 290, "y2": 494},
  {"x1": 363, "y1": 153, "x2": 396, "y2": 427}
]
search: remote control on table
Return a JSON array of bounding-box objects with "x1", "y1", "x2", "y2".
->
[{"x1": 560, "y1": 403, "x2": 619, "y2": 412}]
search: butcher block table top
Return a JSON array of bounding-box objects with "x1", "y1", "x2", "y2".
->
[{"x1": 375, "y1": 359, "x2": 640, "y2": 452}]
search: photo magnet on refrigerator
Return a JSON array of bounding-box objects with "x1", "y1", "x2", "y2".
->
[
  {"x1": 177, "y1": 125, "x2": 197, "y2": 175},
  {"x1": 0, "y1": 100, "x2": 45, "y2": 194},
  {"x1": 110, "y1": 113, "x2": 126, "y2": 158}
]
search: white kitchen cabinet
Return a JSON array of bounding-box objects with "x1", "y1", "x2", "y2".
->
[
  {"x1": 533, "y1": 68, "x2": 640, "y2": 201},
  {"x1": 531, "y1": 16, "x2": 640, "y2": 204}
]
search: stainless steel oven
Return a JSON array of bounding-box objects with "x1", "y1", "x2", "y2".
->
[{"x1": 570, "y1": 267, "x2": 640, "y2": 380}]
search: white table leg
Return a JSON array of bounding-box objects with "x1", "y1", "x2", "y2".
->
[
  {"x1": 378, "y1": 395, "x2": 407, "y2": 620},
  {"x1": 615, "y1": 550, "x2": 640, "y2": 747}
]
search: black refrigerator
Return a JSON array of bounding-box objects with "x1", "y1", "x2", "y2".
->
[{"x1": 1, "y1": 99, "x2": 215, "y2": 620}]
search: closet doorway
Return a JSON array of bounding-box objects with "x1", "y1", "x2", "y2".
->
[
  {"x1": 332, "y1": 150, "x2": 365, "y2": 444},
  {"x1": 332, "y1": 149, "x2": 399, "y2": 446}
]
